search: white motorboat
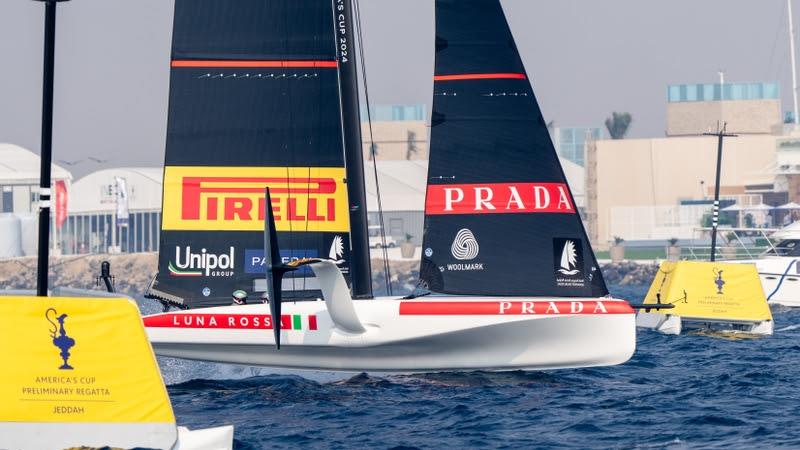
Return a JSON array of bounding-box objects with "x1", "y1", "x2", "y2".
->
[{"x1": 738, "y1": 223, "x2": 800, "y2": 307}]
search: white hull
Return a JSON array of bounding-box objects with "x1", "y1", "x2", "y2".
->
[
  {"x1": 144, "y1": 297, "x2": 636, "y2": 372},
  {"x1": 636, "y1": 311, "x2": 774, "y2": 336},
  {"x1": 735, "y1": 257, "x2": 800, "y2": 307}
]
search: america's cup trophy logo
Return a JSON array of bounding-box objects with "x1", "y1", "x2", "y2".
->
[
  {"x1": 713, "y1": 267, "x2": 725, "y2": 295},
  {"x1": 557, "y1": 240, "x2": 580, "y2": 276},
  {"x1": 46, "y1": 308, "x2": 76, "y2": 370}
]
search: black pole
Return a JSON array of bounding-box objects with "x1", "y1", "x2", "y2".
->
[
  {"x1": 35, "y1": 0, "x2": 67, "y2": 296},
  {"x1": 704, "y1": 123, "x2": 737, "y2": 262},
  {"x1": 333, "y1": 0, "x2": 372, "y2": 299}
]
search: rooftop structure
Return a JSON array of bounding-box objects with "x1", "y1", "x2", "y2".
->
[{"x1": 666, "y1": 81, "x2": 783, "y2": 136}]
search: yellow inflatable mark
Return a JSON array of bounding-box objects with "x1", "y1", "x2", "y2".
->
[
  {"x1": 0, "y1": 297, "x2": 174, "y2": 423},
  {"x1": 643, "y1": 261, "x2": 772, "y2": 323}
]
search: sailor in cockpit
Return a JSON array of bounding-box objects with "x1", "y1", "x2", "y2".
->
[{"x1": 231, "y1": 290, "x2": 248, "y2": 305}]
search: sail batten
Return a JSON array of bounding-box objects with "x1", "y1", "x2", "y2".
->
[{"x1": 421, "y1": 0, "x2": 607, "y2": 297}]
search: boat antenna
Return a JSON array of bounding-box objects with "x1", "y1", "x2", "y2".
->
[
  {"x1": 33, "y1": 0, "x2": 70, "y2": 296},
  {"x1": 703, "y1": 122, "x2": 737, "y2": 261},
  {"x1": 789, "y1": 0, "x2": 799, "y2": 126},
  {"x1": 353, "y1": 0, "x2": 392, "y2": 296}
]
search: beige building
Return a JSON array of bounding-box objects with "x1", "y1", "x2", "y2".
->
[
  {"x1": 666, "y1": 82, "x2": 782, "y2": 136},
  {"x1": 361, "y1": 120, "x2": 428, "y2": 161},
  {"x1": 589, "y1": 134, "x2": 778, "y2": 248}
]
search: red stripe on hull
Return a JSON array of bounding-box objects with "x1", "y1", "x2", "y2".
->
[
  {"x1": 144, "y1": 313, "x2": 311, "y2": 330},
  {"x1": 434, "y1": 73, "x2": 526, "y2": 81},
  {"x1": 171, "y1": 60, "x2": 338, "y2": 69},
  {"x1": 399, "y1": 301, "x2": 634, "y2": 315}
]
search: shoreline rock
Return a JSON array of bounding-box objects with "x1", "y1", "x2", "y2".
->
[{"x1": 0, "y1": 254, "x2": 658, "y2": 298}]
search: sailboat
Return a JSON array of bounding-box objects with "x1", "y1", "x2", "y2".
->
[{"x1": 142, "y1": 0, "x2": 637, "y2": 372}]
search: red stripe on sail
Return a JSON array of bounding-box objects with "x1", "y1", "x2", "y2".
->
[
  {"x1": 171, "y1": 60, "x2": 338, "y2": 68},
  {"x1": 433, "y1": 73, "x2": 526, "y2": 81},
  {"x1": 425, "y1": 182, "x2": 575, "y2": 215},
  {"x1": 399, "y1": 301, "x2": 634, "y2": 315}
]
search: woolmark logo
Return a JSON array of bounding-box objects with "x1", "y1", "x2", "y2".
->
[
  {"x1": 451, "y1": 228, "x2": 479, "y2": 260},
  {"x1": 169, "y1": 246, "x2": 235, "y2": 277}
]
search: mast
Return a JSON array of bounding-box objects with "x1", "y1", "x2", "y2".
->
[
  {"x1": 333, "y1": 0, "x2": 372, "y2": 299},
  {"x1": 790, "y1": 0, "x2": 799, "y2": 125},
  {"x1": 703, "y1": 123, "x2": 737, "y2": 262},
  {"x1": 34, "y1": 0, "x2": 70, "y2": 297}
]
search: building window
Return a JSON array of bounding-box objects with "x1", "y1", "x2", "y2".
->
[{"x1": 1, "y1": 186, "x2": 12, "y2": 213}]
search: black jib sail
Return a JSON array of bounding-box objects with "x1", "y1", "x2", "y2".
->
[
  {"x1": 420, "y1": 0, "x2": 608, "y2": 297},
  {"x1": 147, "y1": 0, "x2": 366, "y2": 308}
]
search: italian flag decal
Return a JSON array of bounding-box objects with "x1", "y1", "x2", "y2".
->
[
  {"x1": 168, "y1": 261, "x2": 202, "y2": 277},
  {"x1": 289, "y1": 314, "x2": 318, "y2": 330}
]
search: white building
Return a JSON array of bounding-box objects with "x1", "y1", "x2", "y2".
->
[
  {"x1": 65, "y1": 168, "x2": 162, "y2": 254},
  {"x1": 0, "y1": 143, "x2": 71, "y2": 214},
  {"x1": 0, "y1": 144, "x2": 72, "y2": 257}
]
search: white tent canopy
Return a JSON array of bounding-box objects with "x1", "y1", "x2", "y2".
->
[
  {"x1": 775, "y1": 202, "x2": 800, "y2": 210},
  {"x1": 722, "y1": 203, "x2": 773, "y2": 212},
  {"x1": 70, "y1": 167, "x2": 163, "y2": 214},
  {"x1": 0, "y1": 143, "x2": 71, "y2": 184},
  {"x1": 722, "y1": 204, "x2": 743, "y2": 212}
]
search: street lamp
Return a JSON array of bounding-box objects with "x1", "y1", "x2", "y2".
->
[{"x1": 33, "y1": 0, "x2": 71, "y2": 297}]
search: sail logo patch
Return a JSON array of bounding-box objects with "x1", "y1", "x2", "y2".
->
[
  {"x1": 425, "y1": 182, "x2": 575, "y2": 215},
  {"x1": 244, "y1": 249, "x2": 318, "y2": 275},
  {"x1": 169, "y1": 246, "x2": 235, "y2": 277},
  {"x1": 161, "y1": 166, "x2": 350, "y2": 232},
  {"x1": 553, "y1": 238, "x2": 586, "y2": 288},
  {"x1": 451, "y1": 228, "x2": 479, "y2": 260},
  {"x1": 329, "y1": 235, "x2": 345, "y2": 261},
  {"x1": 557, "y1": 240, "x2": 580, "y2": 276}
]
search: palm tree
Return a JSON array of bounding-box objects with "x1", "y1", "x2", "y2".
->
[{"x1": 605, "y1": 112, "x2": 632, "y2": 139}]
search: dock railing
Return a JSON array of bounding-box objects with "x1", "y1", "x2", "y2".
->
[{"x1": 684, "y1": 227, "x2": 781, "y2": 261}]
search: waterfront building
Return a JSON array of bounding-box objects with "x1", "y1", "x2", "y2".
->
[
  {"x1": 360, "y1": 104, "x2": 429, "y2": 161},
  {"x1": 666, "y1": 81, "x2": 782, "y2": 136},
  {"x1": 0, "y1": 143, "x2": 71, "y2": 214},
  {"x1": 551, "y1": 127, "x2": 602, "y2": 167},
  {"x1": 68, "y1": 168, "x2": 163, "y2": 254}
]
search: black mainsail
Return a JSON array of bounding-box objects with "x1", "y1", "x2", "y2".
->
[
  {"x1": 420, "y1": 0, "x2": 607, "y2": 297},
  {"x1": 148, "y1": 0, "x2": 370, "y2": 308}
]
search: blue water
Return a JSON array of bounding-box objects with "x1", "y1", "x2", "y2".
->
[{"x1": 156, "y1": 286, "x2": 800, "y2": 449}]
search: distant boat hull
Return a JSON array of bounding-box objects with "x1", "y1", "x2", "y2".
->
[
  {"x1": 144, "y1": 297, "x2": 636, "y2": 372},
  {"x1": 733, "y1": 257, "x2": 800, "y2": 307}
]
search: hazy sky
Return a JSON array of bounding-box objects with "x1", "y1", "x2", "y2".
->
[{"x1": 0, "y1": 0, "x2": 795, "y2": 177}]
